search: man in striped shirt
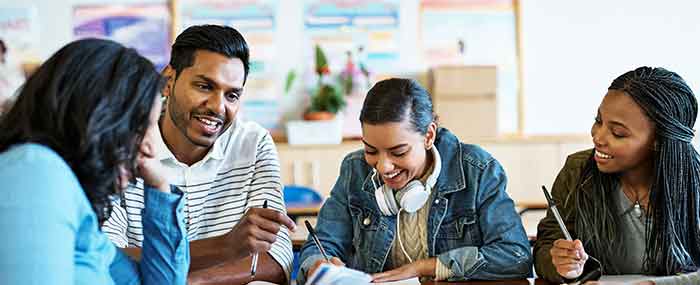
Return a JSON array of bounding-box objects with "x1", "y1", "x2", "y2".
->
[{"x1": 102, "y1": 25, "x2": 295, "y2": 284}]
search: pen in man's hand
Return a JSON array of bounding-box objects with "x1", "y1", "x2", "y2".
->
[
  {"x1": 250, "y1": 200, "x2": 268, "y2": 277},
  {"x1": 305, "y1": 220, "x2": 330, "y2": 261}
]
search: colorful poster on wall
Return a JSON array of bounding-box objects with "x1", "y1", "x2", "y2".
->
[
  {"x1": 0, "y1": 6, "x2": 40, "y2": 62},
  {"x1": 420, "y1": 0, "x2": 518, "y2": 133},
  {"x1": 73, "y1": 4, "x2": 171, "y2": 71},
  {"x1": 304, "y1": 0, "x2": 400, "y2": 74}
]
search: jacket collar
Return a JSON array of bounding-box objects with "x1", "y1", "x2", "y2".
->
[{"x1": 432, "y1": 128, "x2": 465, "y2": 195}]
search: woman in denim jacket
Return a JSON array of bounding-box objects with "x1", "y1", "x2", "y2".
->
[{"x1": 298, "y1": 78, "x2": 531, "y2": 283}]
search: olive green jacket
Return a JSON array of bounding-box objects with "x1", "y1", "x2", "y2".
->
[{"x1": 534, "y1": 149, "x2": 700, "y2": 284}]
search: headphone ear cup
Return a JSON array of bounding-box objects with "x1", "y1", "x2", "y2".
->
[
  {"x1": 375, "y1": 184, "x2": 399, "y2": 215},
  {"x1": 395, "y1": 181, "x2": 429, "y2": 213},
  {"x1": 383, "y1": 185, "x2": 400, "y2": 215}
]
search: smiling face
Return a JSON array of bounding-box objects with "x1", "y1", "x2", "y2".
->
[
  {"x1": 362, "y1": 119, "x2": 436, "y2": 190},
  {"x1": 161, "y1": 50, "x2": 245, "y2": 155},
  {"x1": 591, "y1": 90, "x2": 656, "y2": 176}
]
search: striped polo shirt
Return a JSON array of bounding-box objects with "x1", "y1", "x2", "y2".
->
[{"x1": 102, "y1": 119, "x2": 292, "y2": 278}]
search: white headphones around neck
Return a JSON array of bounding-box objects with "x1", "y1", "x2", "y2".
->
[{"x1": 371, "y1": 146, "x2": 442, "y2": 216}]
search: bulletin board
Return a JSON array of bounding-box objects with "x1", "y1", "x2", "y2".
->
[{"x1": 303, "y1": 0, "x2": 401, "y2": 74}]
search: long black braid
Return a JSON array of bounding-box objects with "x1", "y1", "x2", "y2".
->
[{"x1": 574, "y1": 67, "x2": 700, "y2": 275}]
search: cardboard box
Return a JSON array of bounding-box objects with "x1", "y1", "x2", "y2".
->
[
  {"x1": 430, "y1": 65, "x2": 498, "y2": 98},
  {"x1": 434, "y1": 95, "x2": 498, "y2": 139}
]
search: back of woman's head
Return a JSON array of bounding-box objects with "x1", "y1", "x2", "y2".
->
[
  {"x1": 0, "y1": 38, "x2": 164, "y2": 224},
  {"x1": 359, "y1": 78, "x2": 435, "y2": 134}
]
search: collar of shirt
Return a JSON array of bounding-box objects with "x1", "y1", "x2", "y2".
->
[{"x1": 153, "y1": 119, "x2": 237, "y2": 164}]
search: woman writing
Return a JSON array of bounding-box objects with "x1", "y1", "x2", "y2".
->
[{"x1": 298, "y1": 78, "x2": 531, "y2": 283}]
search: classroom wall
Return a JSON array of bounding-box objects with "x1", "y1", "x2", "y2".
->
[
  {"x1": 520, "y1": 0, "x2": 700, "y2": 135},
  {"x1": 4, "y1": 0, "x2": 700, "y2": 136},
  {"x1": 0, "y1": 0, "x2": 510, "y2": 133}
]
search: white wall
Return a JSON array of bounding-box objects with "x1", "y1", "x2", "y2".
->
[{"x1": 520, "y1": 0, "x2": 700, "y2": 134}]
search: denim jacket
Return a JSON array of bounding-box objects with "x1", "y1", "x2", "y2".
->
[{"x1": 298, "y1": 128, "x2": 532, "y2": 283}]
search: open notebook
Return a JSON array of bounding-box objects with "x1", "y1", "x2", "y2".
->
[{"x1": 305, "y1": 263, "x2": 420, "y2": 285}]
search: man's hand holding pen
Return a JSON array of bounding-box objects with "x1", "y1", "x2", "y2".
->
[{"x1": 219, "y1": 202, "x2": 296, "y2": 262}]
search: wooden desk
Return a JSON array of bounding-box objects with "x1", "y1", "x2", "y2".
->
[
  {"x1": 287, "y1": 204, "x2": 322, "y2": 216},
  {"x1": 421, "y1": 279, "x2": 551, "y2": 285}
]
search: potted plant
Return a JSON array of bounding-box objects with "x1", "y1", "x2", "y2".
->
[{"x1": 303, "y1": 45, "x2": 346, "y2": 121}]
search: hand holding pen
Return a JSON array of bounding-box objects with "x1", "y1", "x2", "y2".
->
[
  {"x1": 304, "y1": 220, "x2": 346, "y2": 279},
  {"x1": 217, "y1": 199, "x2": 296, "y2": 270},
  {"x1": 542, "y1": 186, "x2": 599, "y2": 282},
  {"x1": 250, "y1": 200, "x2": 268, "y2": 277}
]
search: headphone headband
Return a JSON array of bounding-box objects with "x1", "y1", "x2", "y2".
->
[{"x1": 425, "y1": 146, "x2": 442, "y2": 191}]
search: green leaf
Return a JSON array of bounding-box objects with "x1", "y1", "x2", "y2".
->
[
  {"x1": 315, "y1": 45, "x2": 328, "y2": 74},
  {"x1": 284, "y1": 70, "x2": 296, "y2": 95}
]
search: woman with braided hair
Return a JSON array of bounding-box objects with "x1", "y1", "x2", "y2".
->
[{"x1": 534, "y1": 67, "x2": 700, "y2": 285}]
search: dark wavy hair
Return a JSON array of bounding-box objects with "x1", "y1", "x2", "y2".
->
[
  {"x1": 0, "y1": 38, "x2": 164, "y2": 225},
  {"x1": 169, "y1": 24, "x2": 250, "y2": 84},
  {"x1": 359, "y1": 78, "x2": 437, "y2": 134},
  {"x1": 574, "y1": 67, "x2": 700, "y2": 275}
]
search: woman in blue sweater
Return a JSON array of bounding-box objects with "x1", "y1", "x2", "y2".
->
[{"x1": 0, "y1": 39, "x2": 189, "y2": 284}]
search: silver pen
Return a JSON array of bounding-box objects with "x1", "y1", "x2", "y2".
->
[
  {"x1": 542, "y1": 185, "x2": 573, "y2": 241},
  {"x1": 250, "y1": 200, "x2": 268, "y2": 277}
]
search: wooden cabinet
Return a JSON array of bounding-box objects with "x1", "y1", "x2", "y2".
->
[{"x1": 478, "y1": 138, "x2": 591, "y2": 204}]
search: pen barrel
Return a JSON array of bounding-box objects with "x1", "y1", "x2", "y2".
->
[
  {"x1": 551, "y1": 206, "x2": 573, "y2": 241},
  {"x1": 313, "y1": 235, "x2": 331, "y2": 261}
]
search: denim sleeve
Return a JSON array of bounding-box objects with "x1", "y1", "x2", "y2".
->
[
  {"x1": 297, "y1": 156, "x2": 356, "y2": 285},
  {"x1": 110, "y1": 185, "x2": 189, "y2": 285},
  {"x1": 438, "y1": 160, "x2": 532, "y2": 280}
]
